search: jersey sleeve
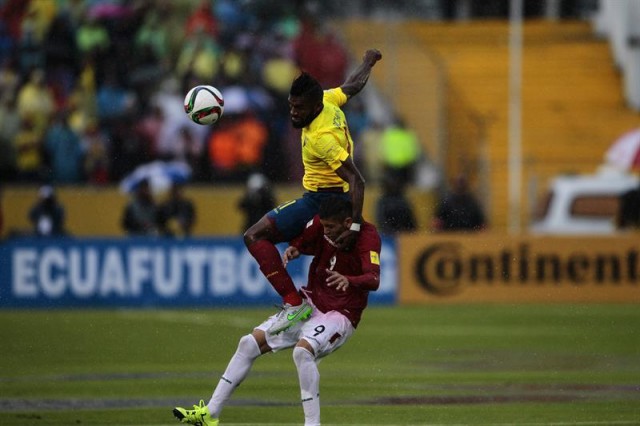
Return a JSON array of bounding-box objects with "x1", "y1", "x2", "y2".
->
[
  {"x1": 345, "y1": 224, "x2": 381, "y2": 291},
  {"x1": 307, "y1": 133, "x2": 349, "y2": 171},
  {"x1": 324, "y1": 87, "x2": 348, "y2": 107}
]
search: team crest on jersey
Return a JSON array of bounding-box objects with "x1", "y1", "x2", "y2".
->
[
  {"x1": 329, "y1": 255, "x2": 337, "y2": 270},
  {"x1": 370, "y1": 251, "x2": 380, "y2": 265}
]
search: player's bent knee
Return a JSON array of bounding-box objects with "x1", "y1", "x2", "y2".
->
[
  {"x1": 237, "y1": 334, "x2": 262, "y2": 358},
  {"x1": 293, "y1": 345, "x2": 315, "y2": 367}
]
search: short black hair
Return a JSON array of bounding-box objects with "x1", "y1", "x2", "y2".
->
[
  {"x1": 318, "y1": 196, "x2": 352, "y2": 221},
  {"x1": 290, "y1": 72, "x2": 323, "y2": 104}
]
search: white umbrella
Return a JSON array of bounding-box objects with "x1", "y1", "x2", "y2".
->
[
  {"x1": 119, "y1": 161, "x2": 191, "y2": 194},
  {"x1": 604, "y1": 128, "x2": 640, "y2": 171}
]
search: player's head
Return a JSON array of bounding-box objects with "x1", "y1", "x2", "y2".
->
[
  {"x1": 288, "y1": 72, "x2": 323, "y2": 129},
  {"x1": 318, "y1": 196, "x2": 353, "y2": 242}
]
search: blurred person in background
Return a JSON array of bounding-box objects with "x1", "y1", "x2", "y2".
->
[
  {"x1": 14, "y1": 116, "x2": 45, "y2": 183},
  {"x1": 121, "y1": 178, "x2": 159, "y2": 236},
  {"x1": 0, "y1": 93, "x2": 20, "y2": 182},
  {"x1": 292, "y1": 15, "x2": 348, "y2": 88},
  {"x1": 432, "y1": 174, "x2": 486, "y2": 232},
  {"x1": 81, "y1": 121, "x2": 110, "y2": 185},
  {"x1": 243, "y1": 48, "x2": 381, "y2": 336},
  {"x1": 44, "y1": 109, "x2": 85, "y2": 184},
  {"x1": 157, "y1": 182, "x2": 196, "y2": 238},
  {"x1": 75, "y1": 13, "x2": 110, "y2": 83},
  {"x1": 29, "y1": 185, "x2": 66, "y2": 237},
  {"x1": 237, "y1": 173, "x2": 276, "y2": 233},
  {"x1": 173, "y1": 197, "x2": 381, "y2": 426},
  {"x1": 16, "y1": 68, "x2": 55, "y2": 135},
  {"x1": 206, "y1": 103, "x2": 268, "y2": 182},
  {"x1": 375, "y1": 172, "x2": 417, "y2": 235},
  {"x1": 380, "y1": 116, "x2": 421, "y2": 187}
]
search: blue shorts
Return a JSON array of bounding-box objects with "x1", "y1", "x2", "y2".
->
[{"x1": 267, "y1": 191, "x2": 350, "y2": 242}]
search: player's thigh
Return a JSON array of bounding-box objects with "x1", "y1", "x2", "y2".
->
[
  {"x1": 266, "y1": 197, "x2": 316, "y2": 242},
  {"x1": 255, "y1": 312, "x2": 300, "y2": 353},
  {"x1": 299, "y1": 310, "x2": 354, "y2": 359}
]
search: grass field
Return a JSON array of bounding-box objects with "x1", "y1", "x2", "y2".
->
[{"x1": 1, "y1": 304, "x2": 639, "y2": 425}]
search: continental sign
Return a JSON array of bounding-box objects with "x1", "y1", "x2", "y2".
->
[{"x1": 399, "y1": 234, "x2": 640, "y2": 303}]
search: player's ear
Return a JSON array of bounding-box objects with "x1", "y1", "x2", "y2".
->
[{"x1": 344, "y1": 217, "x2": 353, "y2": 229}]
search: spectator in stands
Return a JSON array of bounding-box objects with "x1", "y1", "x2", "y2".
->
[
  {"x1": 432, "y1": 174, "x2": 486, "y2": 232},
  {"x1": 380, "y1": 116, "x2": 421, "y2": 186},
  {"x1": 375, "y1": 172, "x2": 417, "y2": 235},
  {"x1": 207, "y1": 94, "x2": 268, "y2": 181},
  {"x1": 157, "y1": 182, "x2": 196, "y2": 238},
  {"x1": 616, "y1": 182, "x2": 640, "y2": 230},
  {"x1": 95, "y1": 71, "x2": 137, "y2": 123},
  {"x1": 81, "y1": 121, "x2": 110, "y2": 185},
  {"x1": 16, "y1": 68, "x2": 55, "y2": 135},
  {"x1": 237, "y1": 173, "x2": 276, "y2": 233},
  {"x1": 292, "y1": 16, "x2": 348, "y2": 88},
  {"x1": 0, "y1": 57, "x2": 20, "y2": 98},
  {"x1": 17, "y1": 9, "x2": 45, "y2": 74},
  {"x1": 67, "y1": 57, "x2": 99, "y2": 134},
  {"x1": 75, "y1": 14, "x2": 110, "y2": 82},
  {"x1": 121, "y1": 178, "x2": 159, "y2": 236},
  {"x1": 29, "y1": 185, "x2": 66, "y2": 237},
  {"x1": 14, "y1": 116, "x2": 45, "y2": 183},
  {"x1": 0, "y1": 93, "x2": 20, "y2": 182},
  {"x1": 44, "y1": 109, "x2": 85, "y2": 183},
  {"x1": 43, "y1": 8, "x2": 79, "y2": 107},
  {"x1": 176, "y1": 27, "x2": 221, "y2": 85},
  {"x1": 185, "y1": 0, "x2": 219, "y2": 39}
]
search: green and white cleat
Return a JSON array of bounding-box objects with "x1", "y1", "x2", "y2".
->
[
  {"x1": 172, "y1": 400, "x2": 219, "y2": 426},
  {"x1": 267, "y1": 301, "x2": 313, "y2": 335}
]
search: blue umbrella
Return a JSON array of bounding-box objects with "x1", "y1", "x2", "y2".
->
[{"x1": 120, "y1": 161, "x2": 191, "y2": 194}]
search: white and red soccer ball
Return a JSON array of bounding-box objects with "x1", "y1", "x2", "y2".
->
[{"x1": 184, "y1": 85, "x2": 224, "y2": 125}]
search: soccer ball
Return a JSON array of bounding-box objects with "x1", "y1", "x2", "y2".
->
[{"x1": 184, "y1": 85, "x2": 224, "y2": 125}]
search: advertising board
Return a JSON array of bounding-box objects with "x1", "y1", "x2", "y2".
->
[
  {"x1": 0, "y1": 237, "x2": 397, "y2": 308},
  {"x1": 400, "y1": 234, "x2": 640, "y2": 303}
]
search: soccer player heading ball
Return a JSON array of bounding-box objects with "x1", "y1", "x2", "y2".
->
[{"x1": 243, "y1": 48, "x2": 382, "y2": 336}]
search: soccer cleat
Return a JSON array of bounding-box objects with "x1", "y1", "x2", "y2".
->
[
  {"x1": 267, "y1": 301, "x2": 313, "y2": 335},
  {"x1": 172, "y1": 400, "x2": 219, "y2": 426}
]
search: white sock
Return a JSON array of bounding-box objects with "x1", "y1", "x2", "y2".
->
[
  {"x1": 293, "y1": 346, "x2": 321, "y2": 426},
  {"x1": 207, "y1": 334, "x2": 261, "y2": 418}
]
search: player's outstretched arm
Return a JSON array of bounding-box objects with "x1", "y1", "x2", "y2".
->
[{"x1": 340, "y1": 48, "x2": 382, "y2": 98}]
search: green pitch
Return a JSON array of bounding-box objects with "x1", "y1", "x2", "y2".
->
[{"x1": 1, "y1": 304, "x2": 639, "y2": 425}]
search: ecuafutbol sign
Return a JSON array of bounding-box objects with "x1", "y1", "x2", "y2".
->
[{"x1": 0, "y1": 238, "x2": 396, "y2": 308}]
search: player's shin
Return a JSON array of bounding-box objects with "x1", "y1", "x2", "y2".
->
[
  {"x1": 247, "y1": 239, "x2": 302, "y2": 305},
  {"x1": 293, "y1": 346, "x2": 321, "y2": 426},
  {"x1": 207, "y1": 334, "x2": 261, "y2": 417}
]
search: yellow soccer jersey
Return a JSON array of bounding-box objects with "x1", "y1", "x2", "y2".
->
[{"x1": 301, "y1": 88, "x2": 353, "y2": 192}]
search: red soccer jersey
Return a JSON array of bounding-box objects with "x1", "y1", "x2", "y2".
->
[{"x1": 290, "y1": 216, "x2": 381, "y2": 328}]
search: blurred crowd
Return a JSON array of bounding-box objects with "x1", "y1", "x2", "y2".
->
[{"x1": 0, "y1": 0, "x2": 370, "y2": 186}]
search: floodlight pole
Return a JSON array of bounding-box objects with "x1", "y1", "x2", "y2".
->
[{"x1": 508, "y1": 0, "x2": 523, "y2": 234}]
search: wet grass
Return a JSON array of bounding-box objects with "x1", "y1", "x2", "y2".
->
[{"x1": 1, "y1": 304, "x2": 639, "y2": 425}]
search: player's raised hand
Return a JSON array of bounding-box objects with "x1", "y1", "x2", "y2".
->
[
  {"x1": 326, "y1": 269, "x2": 349, "y2": 291},
  {"x1": 364, "y1": 49, "x2": 382, "y2": 66},
  {"x1": 282, "y1": 246, "x2": 300, "y2": 267}
]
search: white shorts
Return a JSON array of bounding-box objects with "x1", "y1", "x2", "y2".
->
[{"x1": 256, "y1": 299, "x2": 355, "y2": 359}]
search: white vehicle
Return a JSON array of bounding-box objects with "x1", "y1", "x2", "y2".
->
[{"x1": 530, "y1": 170, "x2": 639, "y2": 235}]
